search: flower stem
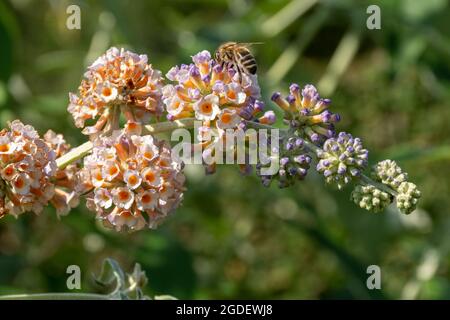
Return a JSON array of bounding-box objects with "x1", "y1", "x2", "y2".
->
[
  {"x1": 56, "y1": 141, "x2": 93, "y2": 169},
  {"x1": 360, "y1": 174, "x2": 397, "y2": 196},
  {"x1": 56, "y1": 118, "x2": 196, "y2": 169},
  {"x1": 0, "y1": 293, "x2": 111, "y2": 300},
  {"x1": 143, "y1": 118, "x2": 196, "y2": 134}
]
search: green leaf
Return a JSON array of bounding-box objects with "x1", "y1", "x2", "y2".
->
[{"x1": 93, "y1": 258, "x2": 126, "y2": 294}]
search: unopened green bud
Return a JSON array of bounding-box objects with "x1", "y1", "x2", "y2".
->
[
  {"x1": 396, "y1": 182, "x2": 421, "y2": 214},
  {"x1": 351, "y1": 184, "x2": 393, "y2": 213},
  {"x1": 372, "y1": 160, "x2": 408, "y2": 190}
]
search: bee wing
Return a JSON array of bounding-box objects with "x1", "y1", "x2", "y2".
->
[{"x1": 239, "y1": 42, "x2": 264, "y2": 47}]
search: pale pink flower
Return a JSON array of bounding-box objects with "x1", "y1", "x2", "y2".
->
[
  {"x1": 141, "y1": 167, "x2": 161, "y2": 187},
  {"x1": 216, "y1": 108, "x2": 241, "y2": 130},
  {"x1": 112, "y1": 187, "x2": 135, "y2": 209},
  {"x1": 107, "y1": 209, "x2": 147, "y2": 232},
  {"x1": 124, "y1": 170, "x2": 142, "y2": 190},
  {"x1": 103, "y1": 161, "x2": 121, "y2": 181},
  {"x1": 94, "y1": 188, "x2": 113, "y2": 209},
  {"x1": 194, "y1": 94, "x2": 221, "y2": 121},
  {"x1": 137, "y1": 190, "x2": 158, "y2": 210}
]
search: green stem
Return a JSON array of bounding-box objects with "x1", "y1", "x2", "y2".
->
[
  {"x1": 143, "y1": 118, "x2": 196, "y2": 134},
  {"x1": 360, "y1": 174, "x2": 398, "y2": 196},
  {"x1": 244, "y1": 120, "x2": 276, "y2": 130},
  {"x1": 56, "y1": 141, "x2": 93, "y2": 169},
  {"x1": 0, "y1": 293, "x2": 111, "y2": 300},
  {"x1": 56, "y1": 118, "x2": 196, "y2": 169}
]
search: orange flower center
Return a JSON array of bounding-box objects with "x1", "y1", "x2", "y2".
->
[
  {"x1": 201, "y1": 103, "x2": 212, "y2": 113},
  {"x1": 145, "y1": 171, "x2": 155, "y2": 182},
  {"x1": 121, "y1": 210, "x2": 132, "y2": 217},
  {"x1": 14, "y1": 178, "x2": 24, "y2": 189},
  {"x1": 141, "y1": 194, "x2": 152, "y2": 203},
  {"x1": 227, "y1": 91, "x2": 236, "y2": 100},
  {"x1": 102, "y1": 87, "x2": 112, "y2": 97},
  {"x1": 127, "y1": 122, "x2": 138, "y2": 130},
  {"x1": 118, "y1": 190, "x2": 130, "y2": 201},
  {"x1": 4, "y1": 166, "x2": 14, "y2": 176},
  {"x1": 144, "y1": 151, "x2": 153, "y2": 159},
  {"x1": 128, "y1": 175, "x2": 138, "y2": 185},
  {"x1": 0, "y1": 144, "x2": 9, "y2": 152},
  {"x1": 109, "y1": 166, "x2": 118, "y2": 176},
  {"x1": 221, "y1": 113, "x2": 232, "y2": 124}
]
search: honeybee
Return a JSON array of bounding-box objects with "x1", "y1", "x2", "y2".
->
[{"x1": 214, "y1": 42, "x2": 261, "y2": 79}]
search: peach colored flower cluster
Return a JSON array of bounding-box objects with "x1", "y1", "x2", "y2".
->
[
  {"x1": 163, "y1": 50, "x2": 274, "y2": 173},
  {"x1": 80, "y1": 131, "x2": 185, "y2": 231},
  {"x1": 0, "y1": 121, "x2": 57, "y2": 217},
  {"x1": 68, "y1": 47, "x2": 164, "y2": 138}
]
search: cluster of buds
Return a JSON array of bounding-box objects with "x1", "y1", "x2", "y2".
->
[
  {"x1": 68, "y1": 47, "x2": 164, "y2": 138},
  {"x1": 371, "y1": 160, "x2": 408, "y2": 190},
  {"x1": 351, "y1": 184, "x2": 393, "y2": 213},
  {"x1": 80, "y1": 131, "x2": 185, "y2": 231},
  {"x1": 0, "y1": 121, "x2": 56, "y2": 217},
  {"x1": 257, "y1": 134, "x2": 311, "y2": 188},
  {"x1": 163, "y1": 50, "x2": 273, "y2": 173},
  {"x1": 316, "y1": 132, "x2": 368, "y2": 189},
  {"x1": 371, "y1": 160, "x2": 421, "y2": 214},
  {"x1": 271, "y1": 84, "x2": 340, "y2": 145},
  {"x1": 396, "y1": 182, "x2": 421, "y2": 215}
]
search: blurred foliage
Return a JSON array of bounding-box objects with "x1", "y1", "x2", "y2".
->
[{"x1": 0, "y1": 0, "x2": 449, "y2": 299}]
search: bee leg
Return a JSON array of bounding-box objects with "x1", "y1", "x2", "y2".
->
[{"x1": 236, "y1": 64, "x2": 245, "y2": 84}]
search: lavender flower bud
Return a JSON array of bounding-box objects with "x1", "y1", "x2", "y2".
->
[
  {"x1": 257, "y1": 132, "x2": 311, "y2": 188},
  {"x1": 271, "y1": 92, "x2": 281, "y2": 102},
  {"x1": 289, "y1": 83, "x2": 300, "y2": 94},
  {"x1": 316, "y1": 132, "x2": 368, "y2": 189},
  {"x1": 254, "y1": 100, "x2": 265, "y2": 112}
]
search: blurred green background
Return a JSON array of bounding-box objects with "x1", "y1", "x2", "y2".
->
[{"x1": 0, "y1": 0, "x2": 449, "y2": 299}]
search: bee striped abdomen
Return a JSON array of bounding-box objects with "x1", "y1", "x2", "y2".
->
[
  {"x1": 236, "y1": 49, "x2": 257, "y2": 75},
  {"x1": 215, "y1": 42, "x2": 259, "y2": 79}
]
